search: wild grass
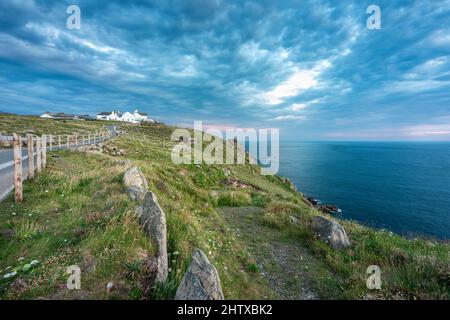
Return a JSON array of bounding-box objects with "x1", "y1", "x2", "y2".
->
[
  {"x1": 1, "y1": 116, "x2": 449, "y2": 300},
  {"x1": 260, "y1": 200, "x2": 450, "y2": 299},
  {"x1": 0, "y1": 151, "x2": 152, "y2": 299}
]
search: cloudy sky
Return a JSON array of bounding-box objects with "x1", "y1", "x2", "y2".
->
[{"x1": 1, "y1": 0, "x2": 450, "y2": 140}]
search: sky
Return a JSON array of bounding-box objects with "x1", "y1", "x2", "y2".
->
[{"x1": 0, "y1": 0, "x2": 450, "y2": 141}]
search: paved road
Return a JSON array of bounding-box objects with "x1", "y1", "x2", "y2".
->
[{"x1": 0, "y1": 130, "x2": 115, "y2": 202}]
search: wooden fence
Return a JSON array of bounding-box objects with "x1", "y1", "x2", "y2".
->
[{"x1": 0, "y1": 130, "x2": 112, "y2": 203}]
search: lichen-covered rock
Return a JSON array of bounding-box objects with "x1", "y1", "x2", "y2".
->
[
  {"x1": 138, "y1": 191, "x2": 168, "y2": 283},
  {"x1": 123, "y1": 167, "x2": 148, "y2": 202},
  {"x1": 311, "y1": 216, "x2": 351, "y2": 250},
  {"x1": 175, "y1": 249, "x2": 224, "y2": 300}
]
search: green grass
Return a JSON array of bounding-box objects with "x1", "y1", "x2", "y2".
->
[
  {"x1": 0, "y1": 116, "x2": 449, "y2": 300},
  {"x1": 0, "y1": 115, "x2": 117, "y2": 137},
  {"x1": 259, "y1": 200, "x2": 450, "y2": 299},
  {"x1": 0, "y1": 151, "x2": 153, "y2": 299}
]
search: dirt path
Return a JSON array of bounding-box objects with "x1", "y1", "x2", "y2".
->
[{"x1": 218, "y1": 207, "x2": 329, "y2": 300}]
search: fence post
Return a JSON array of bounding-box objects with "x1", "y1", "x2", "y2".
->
[
  {"x1": 36, "y1": 137, "x2": 42, "y2": 173},
  {"x1": 49, "y1": 134, "x2": 53, "y2": 151},
  {"x1": 27, "y1": 134, "x2": 34, "y2": 179},
  {"x1": 13, "y1": 133, "x2": 23, "y2": 203},
  {"x1": 42, "y1": 135, "x2": 47, "y2": 168}
]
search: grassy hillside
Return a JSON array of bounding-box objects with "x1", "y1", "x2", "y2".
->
[
  {"x1": 0, "y1": 116, "x2": 449, "y2": 299},
  {"x1": 0, "y1": 114, "x2": 114, "y2": 136}
]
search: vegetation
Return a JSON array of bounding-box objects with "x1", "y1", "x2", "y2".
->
[{"x1": 0, "y1": 116, "x2": 449, "y2": 299}]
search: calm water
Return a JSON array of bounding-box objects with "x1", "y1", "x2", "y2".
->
[{"x1": 277, "y1": 142, "x2": 450, "y2": 240}]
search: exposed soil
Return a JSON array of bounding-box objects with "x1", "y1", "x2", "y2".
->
[{"x1": 218, "y1": 206, "x2": 325, "y2": 300}]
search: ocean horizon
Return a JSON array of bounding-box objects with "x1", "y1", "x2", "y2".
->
[{"x1": 276, "y1": 141, "x2": 450, "y2": 240}]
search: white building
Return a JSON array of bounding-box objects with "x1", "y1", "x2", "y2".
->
[
  {"x1": 40, "y1": 111, "x2": 54, "y2": 118},
  {"x1": 96, "y1": 110, "x2": 154, "y2": 123},
  {"x1": 40, "y1": 112, "x2": 92, "y2": 120}
]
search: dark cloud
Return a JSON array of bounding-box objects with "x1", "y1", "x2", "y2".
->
[{"x1": 0, "y1": 0, "x2": 449, "y2": 139}]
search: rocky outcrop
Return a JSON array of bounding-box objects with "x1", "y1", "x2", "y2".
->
[
  {"x1": 311, "y1": 216, "x2": 351, "y2": 250},
  {"x1": 77, "y1": 143, "x2": 125, "y2": 156},
  {"x1": 319, "y1": 205, "x2": 340, "y2": 215},
  {"x1": 123, "y1": 167, "x2": 148, "y2": 202},
  {"x1": 138, "y1": 191, "x2": 168, "y2": 283},
  {"x1": 123, "y1": 166, "x2": 168, "y2": 283},
  {"x1": 113, "y1": 159, "x2": 132, "y2": 169},
  {"x1": 175, "y1": 249, "x2": 224, "y2": 300},
  {"x1": 281, "y1": 177, "x2": 297, "y2": 192}
]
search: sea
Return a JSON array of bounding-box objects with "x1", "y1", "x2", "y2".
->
[{"x1": 276, "y1": 141, "x2": 450, "y2": 240}]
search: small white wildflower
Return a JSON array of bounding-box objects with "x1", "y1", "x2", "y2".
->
[
  {"x1": 11, "y1": 212, "x2": 16, "y2": 216},
  {"x1": 18, "y1": 257, "x2": 25, "y2": 261},
  {"x1": 106, "y1": 282, "x2": 114, "y2": 290}
]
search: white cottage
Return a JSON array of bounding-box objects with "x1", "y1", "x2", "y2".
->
[{"x1": 96, "y1": 110, "x2": 153, "y2": 123}]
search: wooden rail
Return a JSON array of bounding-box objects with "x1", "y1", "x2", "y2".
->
[{"x1": 0, "y1": 129, "x2": 113, "y2": 203}]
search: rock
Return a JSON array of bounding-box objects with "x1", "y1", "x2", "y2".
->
[
  {"x1": 138, "y1": 192, "x2": 168, "y2": 283},
  {"x1": 320, "y1": 205, "x2": 340, "y2": 215},
  {"x1": 114, "y1": 159, "x2": 132, "y2": 169},
  {"x1": 123, "y1": 167, "x2": 148, "y2": 202},
  {"x1": 307, "y1": 197, "x2": 320, "y2": 206},
  {"x1": 223, "y1": 177, "x2": 250, "y2": 189},
  {"x1": 155, "y1": 181, "x2": 168, "y2": 193},
  {"x1": 72, "y1": 227, "x2": 85, "y2": 238},
  {"x1": 311, "y1": 216, "x2": 351, "y2": 250},
  {"x1": 175, "y1": 249, "x2": 224, "y2": 300},
  {"x1": 0, "y1": 229, "x2": 15, "y2": 241},
  {"x1": 140, "y1": 257, "x2": 159, "y2": 295}
]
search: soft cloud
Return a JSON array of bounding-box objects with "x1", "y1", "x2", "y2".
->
[
  {"x1": 403, "y1": 124, "x2": 450, "y2": 137},
  {"x1": 270, "y1": 115, "x2": 306, "y2": 121},
  {"x1": 290, "y1": 103, "x2": 308, "y2": 111},
  {"x1": 263, "y1": 60, "x2": 331, "y2": 105},
  {"x1": 0, "y1": 0, "x2": 449, "y2": 140}
]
